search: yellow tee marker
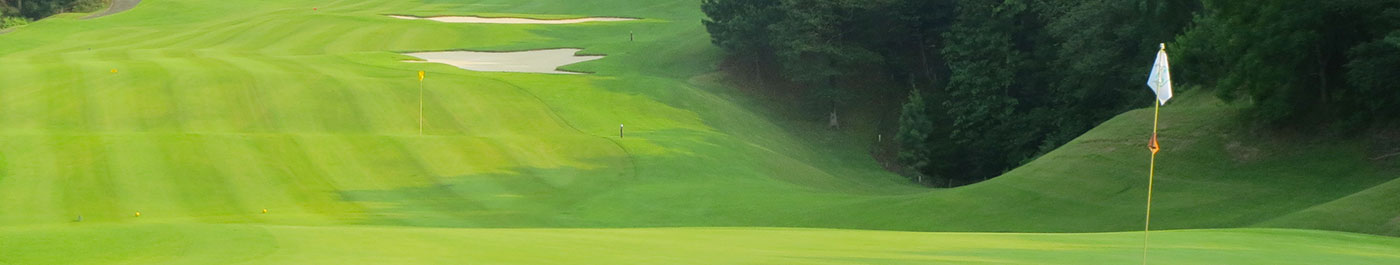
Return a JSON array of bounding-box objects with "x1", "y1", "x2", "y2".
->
[
  {"x1": 262, "y1": 208, "x2": 268, "y2": 214},
  {"x1": 111, "y1": 69, "x2": 118, "y2": 73},
  {"x1": 134, "y1": 211, "x2": 141, "y2": 217}
]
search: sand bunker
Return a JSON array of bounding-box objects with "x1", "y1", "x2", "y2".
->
[
  {"x1": 404, "y1": 48, "x2": 604, "y2": 74},
  {"x1": 387, "y1": 15, "x2": 635, "y2": 24}
]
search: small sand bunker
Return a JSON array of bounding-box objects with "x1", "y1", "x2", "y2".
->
[
  {"x1": 387, "y1": 15, "x2": 635, "y2": 24},
  {"x1": 404, "y1": 48, "x2": 604, "y2": 74}
]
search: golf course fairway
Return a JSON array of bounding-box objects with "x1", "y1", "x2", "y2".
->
[{"x1": 0, "y1": 0, "x2": 1396, "y2": 264}]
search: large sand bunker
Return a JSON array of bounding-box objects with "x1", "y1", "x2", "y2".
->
[
  {"x1": 404, "y1": 48, "x2": 604, "y2": 74},
  {"x1": 387, "y1": 15, "x2": 635, "y2": 24}
]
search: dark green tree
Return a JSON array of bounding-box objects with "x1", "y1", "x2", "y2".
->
[
  {"x1": 896, "y1": 89, "x2": 955, "y2": 184},
  {"x1": 766, "y1": 0, "x2": 886, "y2": 109},
  {"x1": 1175, "y1": 0, "x2": 1400, "y2": 125},
  {"x1": 1344, "y1": 34, "x2": 1400, "y2": 118},
  {"x1": 1342, "y1": 16, "x2": 1400, "y2": 124},
  {"x1": 1, "y1": 0, "x2": 96, "y2": 20},
  {"x1": 1037, "y1": 0, "x2": 1198, "y2": 150},
  {"x1": 936, "y1": 0, "x2": 1051, "y2": 180},
  {"x1": 701, "y1": 0, "x2": 783, "y2": 62}
]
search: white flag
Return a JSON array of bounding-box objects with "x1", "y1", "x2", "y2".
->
[{"x1": 1147, "y1": 44, "x2": 1172, "y2": 105}]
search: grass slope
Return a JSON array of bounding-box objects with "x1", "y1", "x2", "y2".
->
[
  {"x1": 0, "y1": 0, "x2": 1396, "y2": 264},
  {"x1": 811, "y1": 91, "x2": 1400, "y2": 234}
]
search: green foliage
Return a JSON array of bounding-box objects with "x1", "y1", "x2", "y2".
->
[
  {"x1": 895, "y1": 89, "x2": 955, "y2": 184},
  {"x1": 895, "y1": 90, "x2": 931, "y2": 172},
  {"x1": 705, "y1": 0, "x2": 1397, "y2": 184},
  {"x1": 1175, "y1": 0, "x2": 1400, "y2": 126},
  {"x1": 937, "y1": 0, "x2": 1045, "y2": 180},
  {"x1": 1038, "y1": 0, "x2": 1197, "y2": 151},
  {"x1": 1180, "y1": 0, "x2": 1324, "y2": 122},
  {"x1": 766, "y1": 0, "x2": 877, "y2": 103},
  {"x1": 705, "y1": 0, "x2": 1199, "y2": 184},
  {"x1": 1, "y1": 15, "x2": 28, "y2": 28},
  {"x1": 70, "y1": 0, "x2": 104, "y2": 13},
  {"x1": 927, "y1": 0, "x2": 1201, "y2": 181},
  {"x1": 1, "y1": 0, "x2": 101, "y2": 20},
  {"x1": 701, "y1": 0, "x2": 782, "y2": 57},
  {"x1": 702, "y1": 0, "x2": 951, "y2": 114},
  {"x1": 1343, "y1": 31, "x2": 1400, "y2": 121}
]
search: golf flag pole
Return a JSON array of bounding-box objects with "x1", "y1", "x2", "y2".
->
[
  {"x1": 1143, "y1": 43, "x2": 1172, "y2": 265},
  {"x1": 419, "y1": 70, "x2": 425, "y2": 136}
]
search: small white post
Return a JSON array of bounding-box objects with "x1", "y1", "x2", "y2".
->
[{"x1": 620, "y1": 124, "x2": 624, "y2": 138}]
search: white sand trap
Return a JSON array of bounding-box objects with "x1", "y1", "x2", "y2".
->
[
  {"x1": 388, "y1": 15, "x2": 635, "y2": 24},
  {"x1": 404, "y1": 48, "x2": 604, "y2": 74}
]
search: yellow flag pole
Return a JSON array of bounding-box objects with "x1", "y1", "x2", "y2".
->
[
  {"x1": 418, "y1": 71, "x2": 425, "y2": 136},
  {"x1": 1143, "y1": 101, "x2": 1160, "y2": 265}
]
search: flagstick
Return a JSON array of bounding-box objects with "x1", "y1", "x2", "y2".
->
[
  {"x1": 419, "y1": 77, "x2": 424, "y2": 136},
  {"x1": 1143, "y1": 101, "x2": 1160, "y2": 265}
]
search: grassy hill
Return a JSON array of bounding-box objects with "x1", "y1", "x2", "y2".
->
[
  {"x1": 0, "y1": 0, "x2": 1396, "y2": 264},
  {"x1": 810, "y1": 91, "x2": 1400, "y2": 234}
]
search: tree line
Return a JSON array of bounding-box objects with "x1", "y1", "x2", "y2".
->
[
  {"x1": 1, "y1": 0, "x2": 106, "y2": 28},
  {"x1": 702, "y1": 0, "x2": 1400, "y2": 186}
]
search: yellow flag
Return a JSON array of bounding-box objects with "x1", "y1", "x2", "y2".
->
[{"x1": 418, "y1": 71, "x2": 425, "y2": 81}]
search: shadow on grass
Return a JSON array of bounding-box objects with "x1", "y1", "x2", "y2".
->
[{"x1": 336, "y1": 157, "x2": 633, "y2": 228}]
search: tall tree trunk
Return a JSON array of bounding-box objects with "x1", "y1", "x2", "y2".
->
[{"x1": 919, "y1": 36, "x2": 937, "y2": 86}]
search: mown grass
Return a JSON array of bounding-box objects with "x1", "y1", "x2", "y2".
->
[
  {"x1": 0, "y1": 0, "x2": 1396, "y2": 264},
  {"x1": 3, "y1": 224, "x2": 1398, "y2": 265}
]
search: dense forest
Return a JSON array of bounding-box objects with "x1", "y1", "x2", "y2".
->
[
  {"x1": 702, "y1": 0, "x2": 1400, "y2": 186},
  {"x1": 0, "y1": 0, "x2": 105, "y2": 28}
]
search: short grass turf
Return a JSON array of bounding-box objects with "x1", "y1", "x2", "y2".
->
[
  {"x1": 0, "y1": 0, "x2": 1397, "y2": 264},
  {"x1": 4, "y1": 224, "x2": 1398, "y2": 265}
]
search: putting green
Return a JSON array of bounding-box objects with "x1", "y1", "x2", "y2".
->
[
  {"x1": 0, "y1": 0, "x2": 1396, "y2": 264},
  {"x1": 4, "y1": 224, "x2": 1398, "y2": 264}
]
